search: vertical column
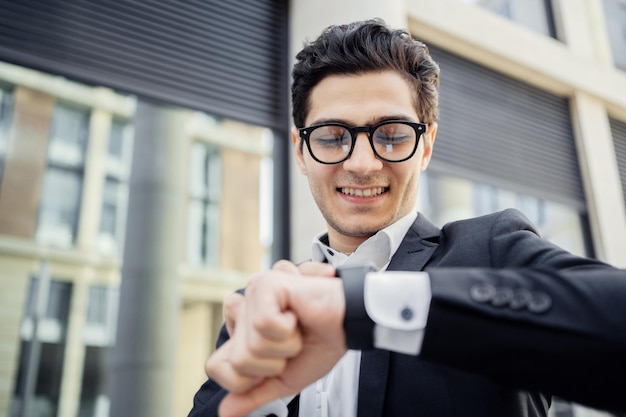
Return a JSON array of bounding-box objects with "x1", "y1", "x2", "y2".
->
[
  {"x1": 76, "y1": 93, "x2": 113, "y2": 251},
  {"x1": 0, "y1": 259, "x2": 33, "y2": 416},
  {"x1": 571, "y1": 92, "x2": 626, "y2": 266},
  {"x1": 57, "y1": 273, "x2": 89, "y2": 417},
  {"x1": 108, "y1": 101, "x2": 188, "y2": 417},
  {"x1": 552, "y1": 0, "x2": 613, "y2": 64}
]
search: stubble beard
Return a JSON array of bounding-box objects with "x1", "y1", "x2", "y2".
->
[{"x1": 321, "y1": 204, "x2": 387, "y2": 239}]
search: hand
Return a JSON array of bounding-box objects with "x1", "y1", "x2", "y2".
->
[
  {"x1": 205, "y1": 261, "x2": 346, "y2": 417},
  {"x1": 222, "y1": 261, "x2": 336, "y2": 337}
]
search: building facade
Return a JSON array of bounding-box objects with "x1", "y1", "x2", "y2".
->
[{"x1": 0, "y1": 1, "x2": 624, "y2": 417}]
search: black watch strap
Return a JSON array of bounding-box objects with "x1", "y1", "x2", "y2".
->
[{"x1": 337, "y1": 263, "x2": 377, "y2": 350}]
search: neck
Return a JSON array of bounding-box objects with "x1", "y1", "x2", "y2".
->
[{"x1": 327, "y1": 230, "x2": 369, "y2": 255}]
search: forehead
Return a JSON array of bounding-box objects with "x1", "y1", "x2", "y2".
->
[{"x1": 306, "y1": 70, "x2": 419, "y2": 126}]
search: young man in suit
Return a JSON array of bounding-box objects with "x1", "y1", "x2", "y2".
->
[{"x1": 188, "y1": 18, "x2": 624, "y2": 417}]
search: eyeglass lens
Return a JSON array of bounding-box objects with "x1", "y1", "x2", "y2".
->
[{"x1": 307, "y1": 122, "x2": 418, "y2": 163}]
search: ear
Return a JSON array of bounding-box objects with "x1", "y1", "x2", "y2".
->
[
  {"x1": 291, "y1": 126, "x2": 308, "y2": 175},
  {"x1": 420, "y1": 122, "x2": 437, "y2": 171}
]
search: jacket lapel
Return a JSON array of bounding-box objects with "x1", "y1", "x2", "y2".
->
[
  {"x1": 387, "y1": 213, "x2": 440, "y2": 272},
  {"x1": 356, "y1": 214, "x2": 440, "y2": 416}
]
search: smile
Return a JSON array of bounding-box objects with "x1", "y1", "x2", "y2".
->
[{"x1": 339, "y1": 187, "x2": 388, "y2": 197}]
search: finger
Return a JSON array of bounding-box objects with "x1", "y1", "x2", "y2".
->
[
  {"x1": 224, "y1": 293, "x2": 244, "y2": 336},
  {"x1": 250, "y1": 306, "x2": 300, "y2": 341},
  {"x1": 229, "y1": 354, "x2": 288, "y2": 380},
  {"x1": 246, "y1": 318, "x2": 303, "y2": 358},
  {"x1": 271, "y1": 259, "x2": 300, "y2": 274},
  {"x1": 244, "y1": 273, "x2": 298, "y2": 341},
  {"x1": 297, "y1": 261, "x2": 336, "y2": 277},
  {"x1": 226, "y1": 295, "x2": 299, "y2": 378},
  {"x1": 218, "y1": 378, "x2": 299, "y2": 417},
  {"x1": 205, "y1": 341, "x2": 262, "y2": 393}
]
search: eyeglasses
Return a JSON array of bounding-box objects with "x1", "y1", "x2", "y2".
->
[{"x1": 298, "y1": 120, "x2": 427, "y2": 164}]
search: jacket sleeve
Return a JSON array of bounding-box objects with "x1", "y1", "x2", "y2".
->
[
  {"x1": 187, "y1": 324, "x2": 231, "y2": 417},
  {"x1": 421, "y1": 210, "x2": 626, "y2": 412}
]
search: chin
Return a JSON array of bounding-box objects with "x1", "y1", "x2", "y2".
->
[{"x1": 337, "y1": 220, "x2": 389, "y2": 238}]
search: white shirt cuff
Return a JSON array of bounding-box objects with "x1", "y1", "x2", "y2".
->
[
  {"x1": 364, "y1": 271, "x2": 432, "y2": 355},
  {"x1": 245, "y1": 395, "x2": 295, "y2": 417}
]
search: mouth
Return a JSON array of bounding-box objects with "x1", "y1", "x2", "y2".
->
[{"x1": 339, "y1": 187, "x2": 389, "y2": 197}]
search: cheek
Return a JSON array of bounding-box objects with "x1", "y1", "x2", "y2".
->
[
  {"x1": 395, "y1": 165, "x2": 421, "y2": 203},
  {"x1": 306, "y1": 163, "x2": 333, "y2": 188}
]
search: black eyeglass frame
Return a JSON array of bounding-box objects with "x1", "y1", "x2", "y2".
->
[{"x1": 298, "y1": 120, "x2": 427, "y2": 164}]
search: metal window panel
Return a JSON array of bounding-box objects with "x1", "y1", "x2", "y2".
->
[
  {"x1": 610, "y1": 116, "x2": 626, "y2": 206},
  {"x1": 428, "y1": 45, "x2": 585, "y2": 209},
  {"x1": 0, "y1": 0, "x2": 289, "y2": 129}
]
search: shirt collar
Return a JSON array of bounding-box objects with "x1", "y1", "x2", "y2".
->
[{"x1": 311, "y1": 211, "x2": 418, "y2": 271}]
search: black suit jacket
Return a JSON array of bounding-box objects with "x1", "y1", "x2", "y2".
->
[{"x1": 188, "y1": 209, "x2": 620, "y2": 416}]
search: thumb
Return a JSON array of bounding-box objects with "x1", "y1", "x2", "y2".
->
[{"x1": 218, "y1": 378, "x2": 297, "y2": 417}]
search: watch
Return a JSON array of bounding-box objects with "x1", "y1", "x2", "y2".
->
[{"x1": 336, "y1": 263, "x2": 377, "y2": 350}]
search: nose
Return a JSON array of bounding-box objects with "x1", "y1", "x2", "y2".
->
[{"x1": 342, "y1": 133, "x2": 384, "y2": 174}]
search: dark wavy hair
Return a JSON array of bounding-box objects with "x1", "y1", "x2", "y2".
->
[{"x1": 291, "y1": 18, "x2": 440, "y2": 128}]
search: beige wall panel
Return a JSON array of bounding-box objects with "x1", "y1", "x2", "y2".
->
[
  {"x1": 220, "y1": 149, "x2": 261, "y2": 272},
  {"x1": 0, "y1": 257, "x2": 35, "y2": 416},
  {"x1": 0, "y1": 87, "x2": 54, "y2": 238},
  {"x1": 175, "y1": 302, "x2": 215, "y2": 417}
]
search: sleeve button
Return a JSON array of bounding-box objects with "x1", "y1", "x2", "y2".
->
[
  {"x1": 528, "y1": 291, "x2": 552, "y2": 313},
  {"x1": 470, "y1": 282, "x2": 496, "y2": 303},
  {"x1": 509, "y1": 289, "x2": 531, "y2": 310},
  {"x1": 491, "y1": 287, "x2": 514, "y2": 307}
]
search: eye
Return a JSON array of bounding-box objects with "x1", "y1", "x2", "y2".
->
[
  {"x1": 311, "y1": 127, "x2": 351, "y2": 148},
  {"x1": 373, "y1": 126, "x2": 412, "y2": 144}
]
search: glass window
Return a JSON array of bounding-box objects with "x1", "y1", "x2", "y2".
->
[
  {"x1": 0, "y1": 85, "x2": 13, "y2": 183},
  {"x1": 78, "y1": 346, "x2": 110, "y2": 417},
  {"x1": 419, "y1": 171, "x2": 588, "y2": 256},
  {"x1": 36, "y1": 104, "x2": 89, "y2": 248},
  {"x1": 460, "y1": 0, "x2": 556, "y2": 37},
  {"x1": 187, "y1": 142, "x2": 221, "y2": 267},
  {"x1": 98, "y1": 119, "x2": 132, "y2": 255},
  {"x1": 79, "y1": 285, "x2": 118, "y2": 417},
  {"x1": 604, "y1": 0, "x2": 626, "y2": 70},
  {"x1": 12, "y1": 277, "x2": 72, "y2": 417}
]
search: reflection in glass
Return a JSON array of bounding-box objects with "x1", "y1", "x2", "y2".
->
[
  {"x1": 0, "y1": 86, "x2": 13, "y2": 182},
  {"x1": 36, "y1": 168, "x2": 83, "y2": 247},
  {"x1": 80, "y1": 285, "x2": 118, "y2": 417},
  {"x1": 36, "y1": 104, "x2": 89, "y2": 247},
  {"x1": 419, "y1": 171, "x2": 587, "y2": 256},
  {"x1": 187, "y1": 142, "x2": 221, "y2": 267},
  {"x1": 12, "y1": 279, "x2": 72, "y2": 417},
  {"x1": 460, "y1": 0, "x2": 555, "y2": 37},
  {"x1": 98, "y1": 119, "x2": 132, "y2": 255}
]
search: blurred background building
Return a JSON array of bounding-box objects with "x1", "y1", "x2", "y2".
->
[{"x1": 0, "y1": 1, "x2": 624, "y2": 417}]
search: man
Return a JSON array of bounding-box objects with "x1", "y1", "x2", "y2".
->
[{"x1": 188, "y1": 18, "x2": 622, "y2": 417}]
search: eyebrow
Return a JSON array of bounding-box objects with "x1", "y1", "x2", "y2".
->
[{"x1": 308, "y1": 114, "x2": 418, "y2": 126}]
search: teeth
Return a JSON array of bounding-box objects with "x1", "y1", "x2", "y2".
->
[{"x1": 340, "y1": 187, "x2": 385, "y2": 197}]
